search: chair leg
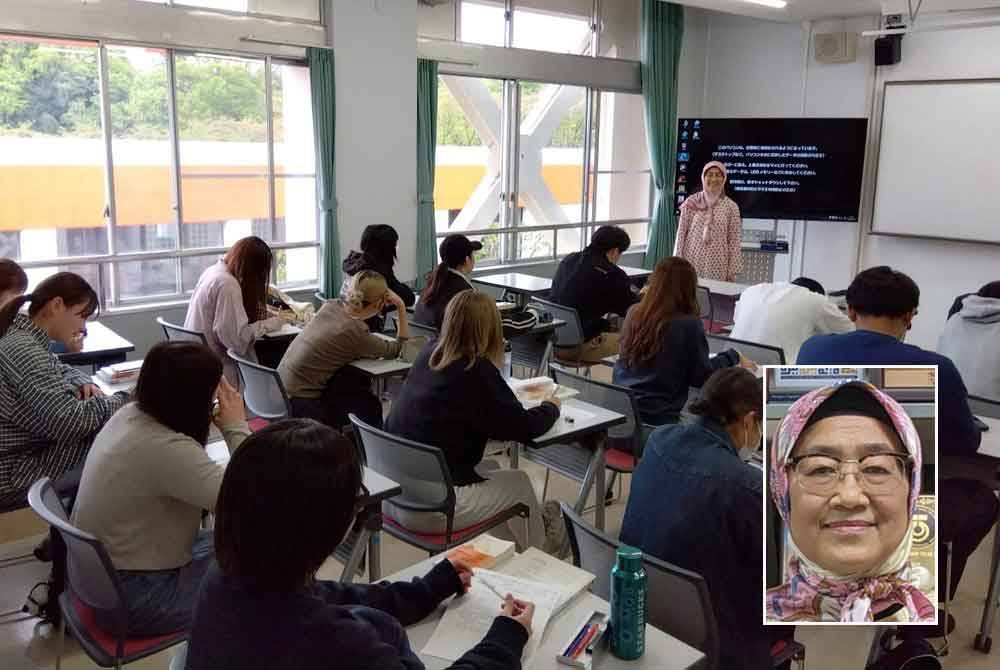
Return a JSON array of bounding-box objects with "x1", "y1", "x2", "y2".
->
[
  {"x1": 56, "y1": 616, "x2": 66, "y2": 670},
  {"x1": 939, "y1": 541, "x2": 953, "y2": 657},
  {"x1": 541, "y1": 470, "x2": 550, "y2": 502}
]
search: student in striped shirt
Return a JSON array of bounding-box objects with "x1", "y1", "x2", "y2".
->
[{"x1": 0, "y1": 272, "x2": 129, "y2": 509}]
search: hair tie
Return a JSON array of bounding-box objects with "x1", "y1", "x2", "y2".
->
[{"x1": 23, "y1": 293, "x2": 33, "y2": 302}]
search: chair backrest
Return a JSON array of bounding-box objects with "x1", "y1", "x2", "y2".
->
[
  {"x1": 408, "y1": 320, "x2": 439, "y2": 340},
  {"x1": 227, "y1": 349, "x2": 292, "y2": 420},
  {"x1": 705, "y1": 334, "x2": 785, "y2": 365},
  {"x1": 509, "y1": 334, "x2": 554, "y2": 378},
  {"x1": 696, "y1": 285, "x2": 713, "y2": 321},
  {"x1": 349, "y1": 415, "x2": 455, "y2": 515},
  {"x1": 561, "y1": 503, "x2": 721, "y2": 670},
  {"x1": 969, "y1": 395, "x2": 1000, "y2": 419},
  {"x1": 156, "y1": 317, "x2": 207, "y2": 345},
  {"x1": 27, "y1": 479, "x2": 128, "y2": 642},
  {"x1": 551, "y1": 367, "x2": 643, "y2": 456},
  {"x1": 529, "y1": 297, "x2": 586, "y2": 348}
]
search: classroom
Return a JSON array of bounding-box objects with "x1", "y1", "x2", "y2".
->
[{"x1": 1, "y1": 1, "x2": 999, "y2": 669}]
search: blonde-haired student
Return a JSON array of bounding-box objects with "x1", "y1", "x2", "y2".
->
[
  {"x1": 387, "y1": 291, "x2": 568, "y2": 555},
  {"x1": 278, "y1": 271, "x2": 407, "y2": 430}
]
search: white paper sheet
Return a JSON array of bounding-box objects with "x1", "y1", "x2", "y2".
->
[
  {"x1": 422, "y1": 569, "x2": 562, "y2": 664},
  {"x1": 497, "y1": 548, "x2": 594, "y2": 613}
]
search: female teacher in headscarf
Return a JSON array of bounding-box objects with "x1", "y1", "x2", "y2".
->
[
  {"x1": 675, "y1": 161, "x2": 743, "y2": 282},
  {"x1": 766, "y1": 381, "x2": 935, "y2": 623}
]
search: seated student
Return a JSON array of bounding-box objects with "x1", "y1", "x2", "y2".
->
[
  {"x1": 72, "y1": 342, "x2": 248, "y2": 635},
  {"x1": 0, "y1": 272, "x2": 129, "y2": 509},
  {"x1": 278, "y1": 271, "x2": 407, "y2": 430},
  {"x1": 613, "y1": 257, "x2": 756, "y2": 426},
  {"x1": 729, "y1": 276, "x2": 853, "y2": 363},
  {"x1": 187, "y1": 418, "x2": 535, "y2": 670},
  {"x1": 620, "y1": 368, "x2": 782, "y2": 670},
  {"x1": 549, "y1": 225, "x2": 638, "y2": 363},
  {"x1": 766, "y1": 382, "x2": 934, "y2": 623},
  {"x1": 798, "y1": 265, "x2": 998, "y2": 633},
  {"x1": 387, "y1": 290, "x2": 565, "y2": 554},
  {"x1": 185, "y1": 236, "x2": 286, "y2": 385},
  {"x1": 938, "y1": 280, "x2": 1000, "y2": 400},
  {"x1": 341, "y1": 224, "x2": 416, "y2": 332},
  {"x1": 413, "y1": 233, "x2": 481, "y2": 330},
  {"x1": 0, "y1": 258, "x2": 28, "y2": 306}
]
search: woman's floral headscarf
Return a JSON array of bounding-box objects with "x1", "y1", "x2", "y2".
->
[{"x1": 766, "y1": 381, "x2": 935, "y2": 622}]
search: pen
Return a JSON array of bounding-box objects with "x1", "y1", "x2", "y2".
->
[
  {"x1": 570, "y1": 624, "x2": 599, "y2": 658},
  {"x1": 476, "y1": 575, "x2": 507, "y2": 602},
  {"x1": 562, "y1": 622, "x2": 591, "y2": 658}
]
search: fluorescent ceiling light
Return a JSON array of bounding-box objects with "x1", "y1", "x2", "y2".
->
[{"x1": 738, "y1": 0, "x2": 788, "y2": 8}]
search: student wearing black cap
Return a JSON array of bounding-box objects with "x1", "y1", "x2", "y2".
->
[
  {"x1": 414, "y1": 234, "x2": 483, "y2": 330},
  {"x1": 549, "y1": 225, "x2": 638, "y2": 363}
]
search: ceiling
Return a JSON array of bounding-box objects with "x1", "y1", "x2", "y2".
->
[{"x1": 667, "y1": 0, "x2": 1000, "y2": 23}]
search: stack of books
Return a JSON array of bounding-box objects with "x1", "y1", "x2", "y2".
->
[{"x1": 96, "y1": 360, "x2": 143, "y2": 385}]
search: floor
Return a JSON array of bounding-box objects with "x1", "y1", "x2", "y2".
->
[{"x1": 1, "y1": 386, "x2": 998, "y2": 668}]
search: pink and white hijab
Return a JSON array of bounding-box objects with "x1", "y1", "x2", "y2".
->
[{"x1": 765, "y1": 381, "x2": 935, "y2": 623}]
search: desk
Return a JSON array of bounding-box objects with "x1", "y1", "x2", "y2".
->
[
  {"x1": 349, "y1": 333, "x2": 413, "y2": 388},
  {"x1": 697, "y1": 279, "x2": 749, "y2": 298},
  {"x1": 391, "y1": 555, "x2": 706, "y2": 670},
  {"x1": 261, "y1": 323, "x2": 303, "y2": 339},
  {"x1": 619, "y1": 265, "x2": 652, "y2": 286},
  {"x1": 57, "y1": 322, "x2": 135, "y2": 371},
  {"x1": 474, "y1": 273, "x2": 552, "y2": 309},
  {"x1": 205, "y1": 440, "x2": 402, "y2": 582},
  {"x1": 518, "y1": 399, "x2": 626, "y2": 532}
]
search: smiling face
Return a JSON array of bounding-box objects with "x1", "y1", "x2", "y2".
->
[
  {"x1": 787, "y1": 415, "x2": 910, "y2": 576},
  {"x1": 41, "y1": 297, "x2": 92, "y2": 347},
  {"x1": 704, "y1": 167, "x2": 725, "y2": 196}
]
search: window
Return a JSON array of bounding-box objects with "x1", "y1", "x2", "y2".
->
[
  {"x1": 513, "y1": 1, "x2": 593, "y2": 55},
  {"x1": 433, "y1": 75, "x2": 651, "y2": 265},
  {"x1": 0, "y1": 34, "x2": 319, "y2": 306},
  {"x1": 133, "y1": 0, "x2": 322, "y2": 23}
]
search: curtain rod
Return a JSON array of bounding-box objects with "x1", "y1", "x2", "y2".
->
[{"x1": 241, "y1": 35, "x2": 331, "y2": 50}]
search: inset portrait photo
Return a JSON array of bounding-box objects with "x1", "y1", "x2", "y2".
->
[{"x1": 763, "y1": 366, "x2": 938, "y2": 625}]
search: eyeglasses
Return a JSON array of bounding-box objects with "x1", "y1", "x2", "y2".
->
[{"x1": 785, "y1": 453, "x2": 912, "y2": 496}]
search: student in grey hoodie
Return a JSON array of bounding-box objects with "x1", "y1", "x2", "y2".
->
[{"x1": 938, "y1": 281, "x2": 1000, "y2": 401}]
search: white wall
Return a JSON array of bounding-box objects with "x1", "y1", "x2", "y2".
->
[
  {"x1": 329, "y1": 0, "x2": 418, "y2": 282},
  {"x1": 684, "y1": 9, "x2": 1000, "y2": 349}
]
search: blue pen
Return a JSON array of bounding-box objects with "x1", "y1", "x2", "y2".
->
[{"x1": 562, "y1": 622, "x2": 590, "y2": 658}]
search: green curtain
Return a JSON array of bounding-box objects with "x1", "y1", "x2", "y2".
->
[
  {"x1": 641, "y1": 0, "x2": 684, "y2": 269},
  {"x1": 308, "y1": 47, "x2": 341, "y2": 298},
  {"x1": 415, "y1": 59, "x2": 439, "y2": 290}
]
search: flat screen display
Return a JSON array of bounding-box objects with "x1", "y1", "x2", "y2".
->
[{"x1": 675, "y1": 118, "x2": 868, "y2": 221}]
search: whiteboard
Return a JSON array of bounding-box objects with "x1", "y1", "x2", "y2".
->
[{"x1": 872, "y1": 80, "x2": 1000, "y2": 244}]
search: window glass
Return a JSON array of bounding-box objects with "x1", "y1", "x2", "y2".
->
[
  {"x1": 513, "y1": 0, "x2": 593, "y2": 55},
  {"x1": 175, "y1": 53, "x2": 269, "y2": 250},
  {"x1": 0, "y1": 36, "x2": 108, "y2": 264},
  {"x1": 592, "y1": 90, "x2": 650, "y2": 246},
  {"x1": 460, "y1": 1, "x2": 507, "y2": 47}
]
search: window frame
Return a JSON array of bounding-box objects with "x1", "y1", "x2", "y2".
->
[
  {"x1": 1, "y1": 32, "x2": 320, "y2": 308},
  {"x1": 146, "y1": 0, "x2": 324, "y2": 27}
]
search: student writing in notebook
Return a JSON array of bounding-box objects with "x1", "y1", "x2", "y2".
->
[{"x1": 186, "y1": 419, "x2": 535, "y2": 670}]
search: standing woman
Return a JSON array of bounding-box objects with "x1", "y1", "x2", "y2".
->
[
  {"x1": 185, "y1": 236, "x2": 285, "y2": 385},
  {"x1": 0, "y1": 272, "x2": 129, "y2": 508},
  {"x1": 675, "y1": 161, "x2": 743, "y2": 282}
]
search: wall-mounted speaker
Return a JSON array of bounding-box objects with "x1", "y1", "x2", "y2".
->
[{"x1": 875, "y1": 34, "x2": 903, "y2": 67}]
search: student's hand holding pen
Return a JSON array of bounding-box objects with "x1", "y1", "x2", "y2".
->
[
  {"x1": 543, "y1": 391, "x2": 561, "y2": 409},
  {"x1": 501, "y1": 595, "x2": 536, "y2": 637}
]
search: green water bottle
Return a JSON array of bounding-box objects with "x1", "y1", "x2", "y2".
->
[{"x1": 609, "y1": 544, "x2": 646, "y2": 660}]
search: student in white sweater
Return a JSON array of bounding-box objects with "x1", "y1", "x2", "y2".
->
[
  {"x1": 729, "y1": 277, "x2": 854, "y2": 364},
  {"x1": 938, "y1": 281, "x2": 1000, "y2": 401},
  {"x1": 72, "y1": 341, "x2": 249, "y2": 636}
]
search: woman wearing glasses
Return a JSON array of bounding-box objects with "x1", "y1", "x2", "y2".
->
[{"x1": 766, "y1": 381, "x2": 935, "y2": 623}]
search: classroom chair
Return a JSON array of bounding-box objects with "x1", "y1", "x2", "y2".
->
[
  {"x1": 519, "y1": 369, "x2": 647, "y2": 507},
  {"x1": 696, "y1": 285, "x2": 715, "y2": 331},
  {"x1": 155, "y1": 317, "x2": 207, "y2": 345},
  {"x1": 705, "y1": 334, "x2": 786, "y2": 366},
  {"x1": 227, "y1": 349, "x2": 293, "y2": 431},
  {"x1": 508, "y1": 333, "x2": 554, "y2": 379},
  {"x1": 560, "y1": 503, "x2": 805, "y2": 670},
  {"x1": 27, "y1": 478, "x2": 188, "y2": 670},
  {"x1": 528, "y1": 297, "x2": 598, "y2": 377},
  {"x1": 349, "y1": 415, "x2": 529, "y2": 554},
  {"x1": 966, "y1": 395, "x2": 1000, "y2": 653},
  {"x1": 386, "y1": 312, "x2": 438, "y2": 340}
]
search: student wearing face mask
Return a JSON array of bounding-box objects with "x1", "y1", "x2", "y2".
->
[
  {"x1": 620, "y1": 368, "x2": 782, "y2": 670},
  {"x1": 674, "y1": 161, "x2": 743, "y2": 282}
]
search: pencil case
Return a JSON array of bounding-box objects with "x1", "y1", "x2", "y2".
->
[{"x1": 556, "y1": 610, "x2": 608, "y2": 669}]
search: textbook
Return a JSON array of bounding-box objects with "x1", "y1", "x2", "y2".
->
[{"x1": 446, "y1": 535, "x2": 516, "y2": 570}]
